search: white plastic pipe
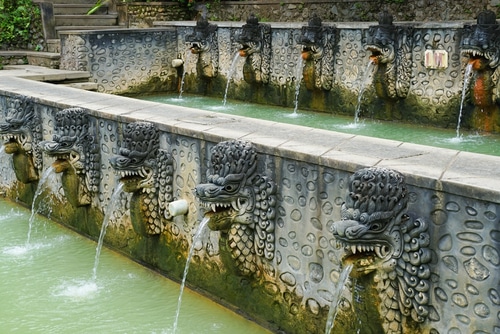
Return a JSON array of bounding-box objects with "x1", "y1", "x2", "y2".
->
[{"x1": 168, "y1": 199, "x2": 188, "y2": 216}]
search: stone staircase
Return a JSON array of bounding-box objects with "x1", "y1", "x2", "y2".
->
[
  {"x1": 27, "y1": 0, "x2": 122, "y2": 90},
  {"x1": 36, "y1": 0, "x2": 120, "y2": 53}
]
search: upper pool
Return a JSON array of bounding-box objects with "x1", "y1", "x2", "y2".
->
[{"x1": 137, "y1": 94, "x2": 500, "y2": 157}]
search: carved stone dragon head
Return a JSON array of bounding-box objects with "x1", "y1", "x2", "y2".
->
[
  {"x1": 300, "y1": 15, "x2": 325, "y2": 61},
  {"x1": 110, "y1": 121, "x2": 159, "y2": 194},
  {"x1": 332, "y1": 167, "x2": 432, "y2": 333},
  {"x1": 236, "y1": 14, "x2": 271, "y2": 84},
  {"x1": 461, "y1": 10, "x2": 500, "y2": 71},
  {"x1": 0, "y1": 96, "x2": 42, "y2": 183},
  {"x1": 186, "y1": 15, "x2": 219, "y2": 79},
  {"x1": 366, "y1": 10, "x2": 396, "y2": 65},
  {"x1": 109, "y1": 121, "x2": 173, "y2": 235},
  {"x1": 195, "y1": 140, "x2": 276, "y2": 276},
  {"x1": 39, "y1": 107, "x2": 100, "y2": 206}
]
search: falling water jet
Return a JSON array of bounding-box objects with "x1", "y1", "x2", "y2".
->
[
  {"x1": 324, "y1": 263, "x2": 353, "y2": 334},
  {"x1": 172, "y1": 216, "x2": 210, "y2": 333},
  {"x1": 178, "y1": 50, "x2": 192, "y2": 99},
  {"x1": 223, "y1": 52, "x2": 241, "y2": 106},
  {"x1": 456, "y1": 63, "x2": 473, "y2": 138},
  {"x1": 26, "y1": 166, "x2": 57, "y2": 246},
  {"x1": 354, "y1": 60, "x2": 376, "y2": 125},
  {"x1": 92, "y1": 182, "x2": 125, "y2": 281},
  {"x1": 292, "y1": 56, "x2": 304, "y2": 115}
]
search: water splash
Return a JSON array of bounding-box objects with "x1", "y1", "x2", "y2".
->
[
  {"x1": 293, "y1": 56, "x2": 304, "y2": 115},
  {"x1": 456, "y1": 63, "x2": 473, "y2": 138},
  {"x1": 26, "y1": 166, "x2": 56, "y2": 246},
  {"x1": 354, "y1": 60, "x2": 376, "y2": 124},
  {"x1": 92, "y1": 182, "x2": 124, "y2": 281},
  {"x1": 172, "y1": 217, "x2": 210, "y2": 333},
  {"x1": 325, "y1": 263, "x2": 353, "y2": 334},
  {"x1": 179, "y1": 50, "x2": 192, "y2": 99},
  {"x1": 223, "y1": 52, "x2": 241, "y2": 106}
]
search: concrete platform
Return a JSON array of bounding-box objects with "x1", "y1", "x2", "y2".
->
[{"x1": 0, "y1": 65, "x2": 96, "y2": 90}]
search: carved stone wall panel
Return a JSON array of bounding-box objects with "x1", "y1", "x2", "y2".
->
[
  {"x1": 60, "y1": 29, "x2": 178, "y2": 94},
  {"x1": 269, "y1": 28, "x2": 301, "y2": 88},
  {"x1": 420, "y1": 190, "x2": 500, "y2": 334},
  {"x1": 274, "y1": 158, "x2": 349, "y2": 309},
  {"x1": 335, "y1": 29, "x2": 368, "y2": 92}
]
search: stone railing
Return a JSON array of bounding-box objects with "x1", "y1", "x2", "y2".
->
[{"x1": 0, "y1": 77, "x2": 499, "y2": 334}]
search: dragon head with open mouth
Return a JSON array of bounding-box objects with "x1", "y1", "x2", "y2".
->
[
  {"x1": 298, "y1": 15, "x2": 335, "y2": 91},
  {"x1": 236, "y1": 14, "x2": 271, "y2": 84},
  {"x1": 39, "y1": 107, "x2": 100, "y2": 207},
  {"x1": 332, "y1": 167, "x2": 432, "y2": 333},
  {"x1": 109, "y1": 121, "x2": 173, "y2": 235},
  {"x1": 185, "y1": 15, "x2": 219, "y2": 79},
  {"x1": 195, "y1": 140, "x2": 276, "y2": 276},
  {"x1": 0, "y1": 96, "x2": 42, "y2": 183},
  {"x1": 460, "y1": 10, "x2": 500, "y2": 119},
  {"x1": 365, "y1": 11, "x2": 413, "y2": 101}
]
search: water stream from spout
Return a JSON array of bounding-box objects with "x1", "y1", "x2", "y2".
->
[
  {"x1": 354, "y1": 60, "x2": 376, "y2": 125},
  {"x1": 292, "y1": 56, "x2": 304, "y2": 115},
  {"x1": 456, "y1": 63, "x2": 473, "y2": 138},
  {"x1": 324, "y1": 263, "x2": 353, "y2": 334},
  {"x1": 26, "y1": 166, "x2": 56, "y2": 246},
  {"x1": 223, "y1": 52, "x2": 241, "y2": 106},
  {"x1": 92, "y1": 182, "x2": 124, "y2": 281},
  {"x1": 172, "y1": 216, "x2": 210, "y2": 333},
  {"x1": 178, "y1": 51, "x2": 192, "y2": 99}
]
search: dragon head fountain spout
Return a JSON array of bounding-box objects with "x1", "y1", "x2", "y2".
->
[
  {"x1": 332, "y1": 167, "x2": 432, "y2": 333},
  {"x1": 298, "y1": 15, "x2": 335, "y2": 91},
  {"x1": 109, "y1": 121, "x2": 173, "y2": 236},
  {"x1": 460, "y1": 10, "x2": 500, "y2": 131},
  {"x1": 39, "y1": 108, "x2": 100, "y2": 207},
  {"x1": 194, "y1": 140, "x2": 276, "y2": 277},
  {"x1": 365, "y1": 11, "x2": 413, "y2": 102},
  {"x1": 185, "y1": 15, "x2": 219, "y2": 79},
  {"x1": 235, "y1": 14, "x2": 272, "y2": 84},
  {"x1": 0, "y1": 96, "x2": 42, "y2": 183}
]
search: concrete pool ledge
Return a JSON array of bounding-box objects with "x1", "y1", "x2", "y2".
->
[{"x1": 1, "y1": 76, "x2": 498, "y2": 203}]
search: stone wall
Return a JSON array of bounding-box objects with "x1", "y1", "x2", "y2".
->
[
  {"x1": 124, "y1": 0, "x2": 498, "y2": 25},
  {"x1": 59, "y1": 20, "x2": 492, "y2": 131},
  {"x1": 60, "y1": 28, "x2": 178, "y2": 94},
  {"x1": 0, "y1": 78, "x2": 499, "y2": 334}
]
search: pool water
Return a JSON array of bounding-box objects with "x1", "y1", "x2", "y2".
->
[
  {"x1": 138, "y1": 94, "x2": 500, "y2": 157},
  {"x1": 0, "y1": 198, "x2": 270, "y2": 334}
]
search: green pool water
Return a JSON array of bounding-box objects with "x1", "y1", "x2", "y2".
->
[
  {"x1": 0, "y1": 198, "x2": 270, "y2": 334},
  {"x1": 138, "y1": 94, "x2": 500, "y2": 157}
]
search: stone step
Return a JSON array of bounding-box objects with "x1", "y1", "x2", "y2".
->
[
  {"x1": 1, "y1": 65, "x2": 91, "y2": 83},
  {"x1": 50, "y1": 0, "x2": 96, "y2": 4},
  {"x1": 55, "y1": 14, "x2": 118, "y2": 27},
  {"x1": 63, "y1": 81, "x2": 98, "y2": 91},
  {"x1": 54, "y1": 4, "x2": 109, "y2": 15}
]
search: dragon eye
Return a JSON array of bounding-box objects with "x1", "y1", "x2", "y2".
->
[
  {"x1": 369, "y1": 220, "x2": 386, "y2": 232},
  {"x1": 224, "y1": 184, "x2": 237, "y2": 192}
]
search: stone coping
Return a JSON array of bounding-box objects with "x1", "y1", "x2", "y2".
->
[
  {"x1": 1, "y1": 76, "x2": 499, "y2": 203},
  {"x1": 0, "y1": 51, "x2": 60, "y2": 59},
  {"x1": 153, "y1": 20, "x2": 477, "y2": 29}
]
